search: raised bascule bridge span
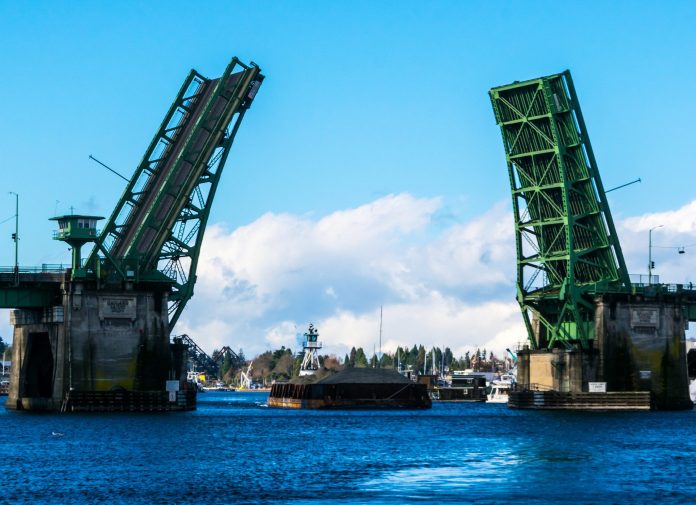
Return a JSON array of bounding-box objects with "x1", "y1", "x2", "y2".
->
[
  {"x1": 490, "y1": 70, "x2": 695, "y2": 410},
  {"x1": 1, "y1": 57, "x2": 263, "y2": 412}
]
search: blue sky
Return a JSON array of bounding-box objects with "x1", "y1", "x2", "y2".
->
[{"x1": 1, "y1": 2, "x2": 695, "y2": 355}]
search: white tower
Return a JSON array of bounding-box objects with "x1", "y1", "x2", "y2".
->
[{"x1": 299, "y1": 324, "x2": 322, "y2": 376}]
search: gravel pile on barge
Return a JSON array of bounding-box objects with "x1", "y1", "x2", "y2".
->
[{"x1": 269, "y1": 368, "x2": 431, "y2": 409}]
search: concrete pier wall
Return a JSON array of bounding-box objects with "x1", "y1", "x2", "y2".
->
[
  {"x1": 516, "y1": 295, "x2": 692, "y2": 409},
  {"x1": 517, "y1": 348, "x2": 598, "y2": 393},
  {"x1": 6, "y1": 283, "x2": 179, "y2": 411},
  {"x1": 67, "y1": 288, "x2": 171, "y2": 393},
  {"x1": 596, "y1": 298, "x2": 690, "y2": 409},
  {"x1": 6, "y1": 309, "x2": 66, "y2": 410}
]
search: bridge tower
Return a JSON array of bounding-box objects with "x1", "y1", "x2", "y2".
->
[
  {"x1": 4, "y1": 57, "x2": 263, "y2": 412},
  {"x1": 490, "y1": 70, "x2": 692, "y2": 409}
]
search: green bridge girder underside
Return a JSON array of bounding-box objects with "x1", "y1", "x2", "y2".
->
[
  {"x1": 0, "y1": 287, "x2": 59, "y2": 308},
  {"x1": 490, "y1": 70, "x2": 630, "y2": 350},
  {"x1": 0, "y1": 273, "x2": 62, "y2": 308}
]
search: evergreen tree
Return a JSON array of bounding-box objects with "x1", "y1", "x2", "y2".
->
[
  {"x1": 220, "y1": 351, "x2": 232, "y2": 379},
  {"x1": 354, "y1": 348, "x2": 369, "y2": 368},
  {"x1": 416, "y1": 346, "x2": 426, "y2": 373},
  {"x1": 343, "y1": 353, "x2": 350, "y2": 366},
  {"x1": 444, "y1": 347, "x2": 454, "y2": 370},
  {"x1": 381, "y1": 353, "x2": 394, "y2": 368},
  {"x1": 349, "y1": 347, "x2": 357, "y2": 367},
  {"x1": 450, "y1": 356, "x2": 460, "y2": 370}
]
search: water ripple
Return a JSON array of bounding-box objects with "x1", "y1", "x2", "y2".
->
[{"x1": 1, "y1": 393, "x2": 694, "y2": 504}]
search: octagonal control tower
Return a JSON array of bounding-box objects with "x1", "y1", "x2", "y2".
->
[{"x1": 50, "y1": 215, "x2": 104, "y2": 277}]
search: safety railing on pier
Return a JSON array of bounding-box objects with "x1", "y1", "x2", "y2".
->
[{"x1": 0, "y1": 264, "x2": 67, "y2": 274}]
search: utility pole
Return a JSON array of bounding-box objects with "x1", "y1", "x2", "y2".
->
[
  {"x1": 8, "y1": 192, "x2": 18, "y2": 286},
  {"x1": 648, "y1": 225, "x2": 663, "y2": 285}
]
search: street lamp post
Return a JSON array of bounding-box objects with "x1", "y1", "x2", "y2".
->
[
  {"x1": 8, "y1": 192, "x2": 18, "y2": 286},
  {"x1": 648, "y1": 224, "x2": 663, "y2": 285}
]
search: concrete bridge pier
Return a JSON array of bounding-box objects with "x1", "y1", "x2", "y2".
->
[
  {"x1": 513, "y1": 294, "x2": 692, "y2": 410},
  {"x1": 6, "y1": 282, "x2": 192, "y2": 412}
]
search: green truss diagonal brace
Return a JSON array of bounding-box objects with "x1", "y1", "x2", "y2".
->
[
  {"x1": 87, "y1": 57, "x2": 264, "y2": 329},
  {"x1": 490, "y1": 70, "x2": 629, "y2": 350}
]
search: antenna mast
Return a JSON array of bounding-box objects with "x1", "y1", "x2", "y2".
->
[{"x1": 379, "y1": 305, "x2": 383, "y2": 368}]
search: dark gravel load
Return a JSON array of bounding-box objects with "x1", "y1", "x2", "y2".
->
[{"x1": 317, "y1": 367, "x2": 410, "y2": 384}]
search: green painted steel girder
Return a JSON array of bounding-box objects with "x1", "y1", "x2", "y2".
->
[
  {"x1": 490, "y1": 70, "x2": 629, "y2": 350},
  {"x1": 0, "y1": 271, "x2": 63, "y2": 309},
  {"x1": 0, "y1": 287, "x2": 58, "y2": 308},
  {"x1": 86, "y1": 57, "x2": 264, "y2": 329}
]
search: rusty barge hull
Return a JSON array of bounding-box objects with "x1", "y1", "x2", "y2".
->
[{"x1": 269, "y1": 382, "x2": 431, "y2": 409}]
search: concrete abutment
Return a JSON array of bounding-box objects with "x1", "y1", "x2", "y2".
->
[{"x1": 513, "y1": 294, "x2": 692, "y2": 410}]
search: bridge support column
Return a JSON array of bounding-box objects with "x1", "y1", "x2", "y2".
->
[
  {"x1": 514, "y1": 295, "x2": 692, "y2": 410},
  {"x1": 6, "y1": 283, "x2": 193, "y2": 412}
]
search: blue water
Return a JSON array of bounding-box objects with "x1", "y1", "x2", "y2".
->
[{"x1": 1, "y1": 392, "x2": 695, "y2": 504}]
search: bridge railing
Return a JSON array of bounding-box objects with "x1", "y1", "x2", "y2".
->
[{"x1": 0, "y1": 264, "x2": 67, "y2": 274}]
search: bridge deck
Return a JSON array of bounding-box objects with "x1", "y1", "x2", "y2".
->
[
  {"x1": 0, "y1": 267, "x2": 64, "y2": 308},
  {"x1": 108, "y1": 65, "x2": 254, "y2": 268}
]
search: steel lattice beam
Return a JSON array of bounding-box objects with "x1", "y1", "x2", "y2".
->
[
  {"x1": 86, "y1": 57, "x2": 263, "y2": 328},
  {"x1": 490, "y1": 70, "x2": 628, "y2": 349}
]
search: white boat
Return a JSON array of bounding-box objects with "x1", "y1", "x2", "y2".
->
[{"x1": 487, "y1": 374, "x2": 515, "y2": 403}]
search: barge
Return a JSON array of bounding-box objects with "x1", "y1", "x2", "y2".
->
[{"x1": 269, "y1": 368, "x2": 431, "y2": 409}]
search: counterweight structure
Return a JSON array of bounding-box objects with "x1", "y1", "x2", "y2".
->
[{"x1": 2, "y1": 57, "x2": 263, "y2": 412}]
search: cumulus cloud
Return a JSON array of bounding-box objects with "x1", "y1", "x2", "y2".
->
[
  {"x1": 316, "y1": 294, "x2": 523, "y2": 360},
  {"x1": 9, "y1": 192, "x2": 695, "y2": 361},
  {"x1": 618, "y1": 200, "x2": 696, "y2": 285},
  {"x1": 179, "y1": 193, "x2": 522, "y2": 359}
]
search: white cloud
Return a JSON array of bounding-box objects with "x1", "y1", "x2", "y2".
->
[
  {"x1": 179, "y1": 193, "x2": 520, "y2": 358},
  {"x1": 10, "y1": 193, "x2": 696, "y2": 361},
  {"x1": 618, "y1": 200, "x2": 696, "y2": 285},
  {"x1": 316, "y1": 294, "x2": 524, "y2": 360},
  {"x1": 0, "y1": 309, "x2": 11, "y2": 349},
  {"x1": 622, "y1": 201, "x2": 696, "y2": 235}
]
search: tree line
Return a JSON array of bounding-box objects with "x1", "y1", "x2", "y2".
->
[{"x1": 213, "y1": 344, "x2": 511, "y2": 385}]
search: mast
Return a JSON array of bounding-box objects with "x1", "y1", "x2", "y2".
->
[{"x1": 379, "y1": 305, "x2": 383, "y2": 368}]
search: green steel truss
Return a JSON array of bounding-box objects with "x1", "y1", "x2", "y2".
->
[
  {"x1": 87, "y1": 57, "x2": 263, "y2": 328},
  {"x1": 489, "y1": 70, "x2": 629, "y2": 350}
]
